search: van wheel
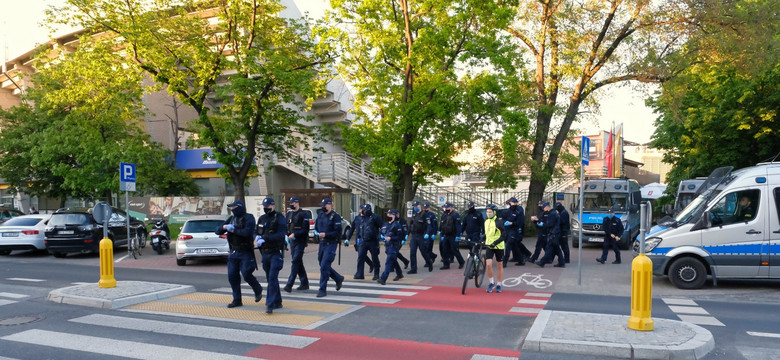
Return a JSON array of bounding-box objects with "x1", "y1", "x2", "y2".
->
[
  {"x1": 176, "y1": 258, "x2": 186, "y2": 266},
  {"x1": 572, "y1": 238, "x2": 580, "y2": 248},
  {"x1": 618, "y1": 238, "x2": 631, "y2": 250},
  {"x1": 668, "y1": 257, "x2": 707, "y2": 289}
]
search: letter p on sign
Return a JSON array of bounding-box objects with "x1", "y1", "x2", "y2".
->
[{"x1": 120, "y1": 163, "x2": 136, "y2": 182}]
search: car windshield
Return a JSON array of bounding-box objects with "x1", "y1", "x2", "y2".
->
[
  {"x1": 672, "y1": 168, "x2": 740, "y2": 226},
  {"x1": 0, "y1": 217, "x2": 44, "y2": 227},
  {"x1": 182, "y1": 220, "x2": 224, "y2": 233},
  {"x1": 582, "y1": 193, "x2": 628, "y2": 211},
  {"x1": 49, "y1": 213, "x2": 91, "y2": 226}
]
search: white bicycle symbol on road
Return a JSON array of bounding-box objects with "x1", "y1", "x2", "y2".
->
[{"x1": 501, "y1": 273, "x2": 553, "y2": 289}]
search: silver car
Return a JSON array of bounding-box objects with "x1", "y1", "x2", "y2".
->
[
  {"x1": 0, "y1": 214, "x2": 51, "y2": 255},
  {"x1": 175, "y1": 215, "x2": 229, "y2": 266}
]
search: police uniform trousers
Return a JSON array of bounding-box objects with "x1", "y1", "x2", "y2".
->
[
  {"x1": 356, "y1": 240, "x2": 380, "y2": 277},
  {"x1": 409, "y1": 234, "x2": 432, "y2": 272},
  {"x1": 559, "y1": 230, "x2": 571, "y2": 263},
  {"x1": 443, "y1": 235, "x2": 464, "y2": 266},
  {"x1": 531, "y1": 232, "x2": 547, "y2": 262},
  {"x1": 539, "y1": 232, "x2": 564, "y2": 266},
  {"x1": 599, "y1": 235, "x2": 622, "y2": 263},
  {"x1": 380, "y1": 242, "x2": 403, "y2": 281},
  {"x1": 227, "y1": 249, "x2": 263, "y2": 303},
  {"x1": 261, "y1": 249, "x2": 284, "y2": 308},
  {"x1": 286, "y1": 240, "x2": 309, "y2": 287},
  {"x1": 317, "y1": 241, "x2": 344, "y2": 293}
]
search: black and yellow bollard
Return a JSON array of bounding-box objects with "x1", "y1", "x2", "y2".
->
[
  {"x1": 628, "y1": 253, "x2": 653, "y2": 330},
  {"x1": 98, "y1": 237, "x2": 116, "y2": 288}
]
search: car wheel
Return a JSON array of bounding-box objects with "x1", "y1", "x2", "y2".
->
[
  {"x1": 176, "y1": 258, "x2": 186, "y2": 266},
  {"x1": 668, "y1": 257, "x2": 707, "y2": 290},
  {"x1": 52, "y1": 252, "x2": 67, "y2": 258},
  {"x1": 0, "y1": 250, "x2": 11, "y2": 256},
  {"x1": 138, "y1": 231, "x2": 147, "y2": 248},
  {"x1": 618, "y1": 238, "x2": 631, "y2": 250},
  {"x1": 572, "y1": 237, "x2": 580, "y2": 248}
]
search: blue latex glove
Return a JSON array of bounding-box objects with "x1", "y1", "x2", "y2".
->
[
  {"x1": 402, "y1": 240, "x2": 406, "y2": 245},
  {"x1": 432, "y1": 233, "x2": 437, "y2": 240},
  {"x1": 285, "y1": 236, "x2": 290, "y2": 245},
  {"x1": 455, "y1": 236, "x2": 460, "y2": 243},
  {"x1": 538, "y1": 222, "x2": 544, "y2": 227},
  {"x1": 424, "y1": 234, "x2": 429, "y2": 240},
  {"x1": 289, "y1": 234, "x2": 295, "y2": 241},
  {"x1": 357, "y1": 238, "x2": 362, "y2": 245},
  {"x1": 225, "y1": 224, "x2": 235, "y2": 232},
  {"x1": 314, "y1": 230, "x2": 319, "y2": 237},
  {"x1": 503, "y1": 221, "x2": 511, "y2": 226},
  {"x1": 480, "y1": 234, "x2": 485, "y2": 240},
  {"x1": 344, "y1": 239, "x2": 349, "y2": 246},
  {"x1": 518, "y1": 228, "x2": 523, "y2": 234},
  {"x1": 255, "y1": 235, "x2": 265, "y2": 247},
  {"x1": 405, "y1": 234, "x2": 409, "y2": 240}
]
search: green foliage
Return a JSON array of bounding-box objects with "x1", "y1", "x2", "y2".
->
[
  {"x1": 328, "y1": 0, "x2": 526, "y2": 206},
  {"x1": 0, "y1": 39, "x2": 198, "y2": 201},
  {"x1": 53, "y1": 0, "x2": 333, "y2": 199}
]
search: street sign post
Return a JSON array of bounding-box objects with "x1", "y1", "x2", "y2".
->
[
  {"x1": 120, "y1": 163, "x2": 136, "y2": 259},
  {"x1": 578, "y1": 136, "x2": 589, "y2": 285}
]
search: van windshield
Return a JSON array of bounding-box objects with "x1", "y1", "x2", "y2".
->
[
  {"x1": 583, "y1": 193, "x2": 628, "y2": 212},
  {"x1": 671, "y1": 167, "x2": 741, "y2": 226}
]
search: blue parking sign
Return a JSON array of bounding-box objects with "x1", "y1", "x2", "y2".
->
[
  {"x1": 120, "y1": 163, "x2": 136, "y2": 182},
  {"x1": 581, "y1": 136, "x2": 590, "y2": 165}
]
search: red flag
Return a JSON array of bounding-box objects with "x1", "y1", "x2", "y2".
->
[{"x1": 604, "y1": 127, "x2": 613, "y2": 177}]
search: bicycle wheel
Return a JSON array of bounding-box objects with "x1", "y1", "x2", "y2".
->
[
  {"x1": 475, "y1": 254, "x2": 486, "y2": 288},
  {"x1": 138, "y1": 231, "x2": 147, "y2": 249},
  {"x1": 131, "y1": 235, "x2": 141, "y2": 259},
  {"x1": 462, "y1": 256, "x2": 475, "y2": 295}
]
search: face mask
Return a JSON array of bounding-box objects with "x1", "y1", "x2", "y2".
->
[
  {"x1": 487, "y1": 212, "x2": 494, "y2": 219},
  {"x1": 413, "y1": 207, "x2": 419, "y2": 212},
  {"x1": 263, "y1": 207, "x2": 272, "y2": 214},
  {"x1": 387, "y1": 216, "x2": 394, "y2": 221},
  {"x1": 322, "y1": 206, "x2": 328, "y2": 213},
  {"x1": 505, "y1": 205, "x2": 510, "y2": 209},
  {"x1": 289, "y1": 204, "x2": 297, "y2": 210}
]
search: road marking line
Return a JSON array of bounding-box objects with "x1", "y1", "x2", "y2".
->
[
  {"x1": 662, "y1": 298, "x2": 697, "y2": 306},
  {"x1": 471, "y1": 355, "x2": 519, "y2": 360},
  {"x1": 509, "y1": 307, "x2": 543, "y2": 314},
  {"x1": 676, "y1": 314, "x2": 725, "y2": 326},
  {"x1": 213, "y1": 287, "x2": 404, "y2": 303},
  {"x1": 1, "y1": 330, "x2": 259, "y2": 360},
  {"x1": 524, "y1": 292, "x2": 552, "y2": 298},
  {"x1": 0, "y1": 299, "x2": 18, "y2": 306},
  {"x1": 114, "y1": 255, "x2": 130, "y2": 263},
  {"x1": 71, "y1": 282, "x2": 93, "y2": 285},
  {"x1": 668, "y1": 305, "x2": 710, "y2": 315},
  {"x1": 5, "y1": 278, "x2": 45, "y2": 282},
  {"x1": 517, "y1": 299, "x2": 548, "y2": 305},
  {"x1": 339, "y1": 281, "x2": 431, "y2": 290},
  {"x1": 69, "y1": 314, "x2": 318, "y2": 348},
  {"x1": 0, "y1": 292, "x2": 27, "y2": 299},
  {"x1": 747, "y1": 331, "x2": 780, "y2": 339},
  {"x1": 336, "y1": 288, "x2": 417, "y2": 296}
]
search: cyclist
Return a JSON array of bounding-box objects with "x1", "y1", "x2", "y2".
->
[{"x1": 484, "y1": 204, "x2": 504, "y2": 293}]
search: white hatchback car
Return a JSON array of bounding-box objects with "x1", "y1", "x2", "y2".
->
[
  {"x1": 175, "y1": 215, "x2": 229, "y2": 266},
  {"x1": 0, "y1": 214, "x2": 52, "y2": 255}
]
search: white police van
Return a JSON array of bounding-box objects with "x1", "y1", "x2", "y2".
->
[
  {"x1": 670, "y1": 178, "x2": 706, "y2": 215},
  {"x1": 572, "y1": 178, "x2": 642, "y2": 250},
  {"x1": 635, "y1": 163, "x2": 780, "y2": 289}
]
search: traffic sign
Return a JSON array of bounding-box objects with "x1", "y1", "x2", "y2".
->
[
  {"x1": 581, "y1": 136, "x2": 590, "y2": 165},
  {"x1": 120, "y1": 162, "x2": 136, "y2": 192}
]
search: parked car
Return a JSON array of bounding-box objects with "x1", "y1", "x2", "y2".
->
[
  {"x1": 0, "y1": 207, "x2": 25, "y2": 224},
  {"x1": 44, "y1": 207, "x2": 147, "y2": 258},
  {"x1": 302, "y1": 207, "x2": 351, "y2": 243},
  {"x1": 0, "y1": 214, "x2": 51, "y2": 255},
  {"x1": 175, "y1": 215, "x2": 229, "y2": 266}
]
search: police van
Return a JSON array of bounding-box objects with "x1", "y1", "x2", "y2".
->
[
  {"x1": 635, "y1": 163, "x2": 780, "y2": 289},
  {"x1": 671, "y1": 178, "x2": 706, "y2": 215},
  {"x1": 572, "y1": 178, "x2": 642, "y2": 250}
]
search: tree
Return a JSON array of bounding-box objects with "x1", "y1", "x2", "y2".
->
[
  {"x1": 490, "y1": 0, "x2": 691, "y2": 225},
  {"x1": 52, "y1": 0, "x2": 334, "y2": 202},
  {"x1": 328, "y1": 0, "x2": 526, "y2": 211},
  {"x1": 0, "y1": 38, "x2": 198, "y2": 204},
  {"x1": 650, "y1": 0, "x2": 780, "y2": 189}
]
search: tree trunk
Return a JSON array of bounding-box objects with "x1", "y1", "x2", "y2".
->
[
  {"x1": 230, "y1": 172, "x2": 246, "y2": 203},
  {"x1": 104, "y1": 189, "x2": 113, "y2": 206}
]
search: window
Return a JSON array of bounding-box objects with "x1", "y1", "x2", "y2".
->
[
  {"x1": 183, "y1": 220, "x2": 224, "y2": 233},
  {"x1": 774, "y1": 188, "x2": 780, "y2": 224},
  {"x1": 710, "y1": 189, "x2": 760, "y2": 226},
  {"x1": 1, "y1": 217, "x2": 44, "y2": 227}
]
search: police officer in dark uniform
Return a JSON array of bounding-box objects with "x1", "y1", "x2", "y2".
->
[
  {"x1": 216, "y1": 200, "x2": 262, "y2": 308},
  {"x1": 597, "y1": 208, "x2": 624, "y2": 264},
  {"x1": 439, "y1": 203, "x2": 464, "y2": 269},
  {"x1": 462, "y1": 201, "x2": 485, "y2": 247},
  {"x1": 409, "y1": 201, "x2": 434, "y2": 273},
  {"x1": 255, "y1": 197, "x2": 286, "y2": 313},
  {"x1": 284, "y1": 196, "x2": 310, "y2": 293},
  {"x1": 397, "y1": 215, "x2": 411, "y2": 270},
  {"x1": 502, "y1": 197, "x2": 528, "y2": 267},
  {"x1": 535, "y1": 202, "x2": 565, "y2": 268},
  {"x1": 555, "y1": 202, "x2": 571, "y2": 263},
  {"x1": 314, "y1": 198, "x2": 345, "y2": 298},
  {"x1": 377, "y1": 209, "x2": 404, "y2": 285},
  {"x1": 422, "y1": 203, "x2": 439, "y2": 265},
  {"x1": 530, "y1": 200, "x2": 547, "y2": 263},
  {"x1": 346, "y1": 204, "x2": 383, "y2": 280}
]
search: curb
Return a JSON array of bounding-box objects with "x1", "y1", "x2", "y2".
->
[
  {"x1": 47, "y1": 281, "x2": 195, "y2": 309},
  {"x1": 523, "y1": 310, "x2": 714, "y2": 360}
]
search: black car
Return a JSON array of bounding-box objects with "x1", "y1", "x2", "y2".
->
[
  {"x1": 0, "y1": 207, "x2": 25, "y2": 224},
  {"x1": 44, "y1": 207, "x2": 147, "y2": 257}
]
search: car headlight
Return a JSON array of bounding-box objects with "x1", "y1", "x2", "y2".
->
[
  {"x1": 45, "y1": 226, "x2": 54, "y2": 232},
  {"x1": 571, "y1": 218, "x2": 580, "y2": 230},
  {"x1": 643, "y1": 237, "x2": 662, "y2": 252}
]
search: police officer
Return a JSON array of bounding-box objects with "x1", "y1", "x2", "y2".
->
[
  {"x1": 255, "y1": 197, "x2": 286, "y2": 313},
  {"x1": 314, "y1": 198, "x2": 345, "y2": 297},
  {"x1": 408, "y1": 201, "x2": 433, "y2": 273},
  {"x1": 422, "y1": 203, "x2": 439, "y2": 265},
  {"x1": 530, "y1": 200, "x2": 547, "y2": 263},
  {"x1": 461, "y1": 202, "x2": 485, "y2": 246},
  {"x1": 439, "y1": 203, "x2": 464, "y2": 270},
  {"x1": 284, "y1": 196, "x2": 310, "y2": 293},
  {"x1": 216, "y1": 200, "x2": 262, "y2": 308},
  {"x1": 555, "y1": 202, "x2": 571, "y2": 263},
  {"x1": 502, "y1": 197, "x2": 529, "y2": 267},
  {"x1": 397, "y1": 214, "x2": 411, "y2": 269},
  {"x1": 597, "y1": 208, "x2": 624, "y2": 264},
  {"x1": 535, "y1": 202, "x2": 565, "y2": 268},
  {"x1": 346, "y1": 204, "x2": 383, "y2": 280},
  {"x1": 377, "y1": 209, "x2": 404, "y2": 285}
]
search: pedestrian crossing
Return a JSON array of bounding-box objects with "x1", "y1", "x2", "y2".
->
[
  {"x1": 0, "y1": 291, "x2": 28, "y2": 307},
  {"x1": 662, "y1": 297, "x2": 725, "y2": 326}
]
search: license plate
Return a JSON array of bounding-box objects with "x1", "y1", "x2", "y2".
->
[
  {"x1": 589, "y1": 237, "x2": 603, "y2": 243},
  {"x1": 196, "y1": 248, "x2": 218, "y2": 254},
  {"x1": 59, "y1": 230, "x2": 74, "y2": 235},
  {"x1": 151, "y1": 238, "x2": 159, "y2": 244},
  {"x1": 2, "y1": 232, "x2": 19, "y2": 237}
]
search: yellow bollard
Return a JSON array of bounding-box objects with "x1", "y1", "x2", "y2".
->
[
  {"x1": 98, "y1": 237, "x2": 116, "y2": 288},
  {"x1": 628, "y1": 253, "x2": 654, "y2": 330}
]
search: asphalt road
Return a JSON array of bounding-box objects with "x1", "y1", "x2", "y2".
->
[{"x1": 1, "y1": 240, "x2": 779, "y2": 359}]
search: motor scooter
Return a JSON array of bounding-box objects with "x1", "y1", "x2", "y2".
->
[{"x1": 149, "y1": 219, "x2": 171, "y2": 255}]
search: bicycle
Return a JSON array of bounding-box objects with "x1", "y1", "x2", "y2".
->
[
  {"x1": 128, "y1": 233, "x2": 142, "y2": 259},
  {"x1": 462, "y1": 239, "x2": 487, "y2": 294},
  {"x1": 502, "y1": 272, "x2": 553, "y2": 289}
]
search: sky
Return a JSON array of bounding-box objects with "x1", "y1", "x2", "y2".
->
[{"x1": 1, "y1": 0, "x2": 658, "y2": 144}]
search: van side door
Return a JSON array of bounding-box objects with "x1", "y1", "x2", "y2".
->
[
  {"x1": 702, "y1": 188, "x2": 764, "y2": 278},
  {"x1": 770, "y1": 187, "x2": 780, "y2": 279}
]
